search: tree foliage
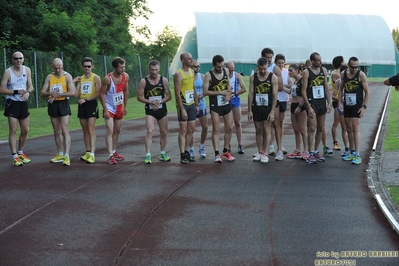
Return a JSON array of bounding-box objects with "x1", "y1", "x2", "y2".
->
[
  {"x1": 392, "y1": 28, "x2": 399, "y2": 52},
  {"x1": 0, "y1": 0, "x2": 152, "y2": 58}
]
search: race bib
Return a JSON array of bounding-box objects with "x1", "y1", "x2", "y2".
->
[
  {"x1": 312, "y1": 85, "x2": 324, "y2": 99},
  {"x1": 255, "y1": 94, "x2": 269, "y2": 106},
  {"x1": 345, "y1": 93, "x2": 356, "y2": 106},
  {"x1": 149, "y1": 95, "x2": 162, "y2": 109},
  {"x1": 185, "y1": 90, "x2": 194, "y2": 104},
  {"x1": 113, "y1": 91, "x2": 123, "y2": 106},
  {"x1": 291, "y1": 84, "x2": 297, "y2": 97},
  {"x1": 13, "y1": 84, "x2": 27, "y2": 91},
  {"x1": 50, "y1": 83, "x2": 62, "y2": 93},
  {"x1": 81, "y1": 82, "x2": 93, "y2": 95},
  {"x1": 217, "y1": 94, "x2": 229, "y2": 106}
]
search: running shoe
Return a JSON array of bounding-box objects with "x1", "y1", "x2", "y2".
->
[
  {"x1": 199, "y1": 144, "x2": 206, "y2": 158},
  {"x1": 306, "y1": 152, "x2": 317, "y2": 164},
  {"x1": 341, "y1": 149, "x2": 350, "y2": 157},
  {"x1": 260, "y1": 154, "x2": 269, "y2": 164},
  {"x1": 51, "y1": 154, "x2": 64, "y2": 163},
  {"x1": 253, "y1": 152, "x2": 261, "y2": 162},
  {"x1": 323, "y1": 146, "x2": 333, "y2": 156},
  {"x1": 342, "y1": 153, "x2": 354, "y2": 161},
  {"x1": 282, "y1": 146, "x2": 288, "y2": 154},
  {"x1": 108, "y1": 155, "x2": 117, "y2": 165},
  {"x1": 301, "y1": 151, "x2": 309, "y2": 161},
  {"x1": 238, "y1": 145, "x2": 245, "y2": 154},
  {"x1": 159, "y1": 152, "x2": 170, "y2": 162},
  {"x1": 86, "y1": 154, "x2": 95, "y2": 164},
  {"x1": 113, "y1": 151, "x2": 124, "y2": 161},
  {"x1": 188, "y1": 148, "x2": 195, "y2": 162},
  {"x1": 314, "y1": 151, "x2": 325, "y2": 162},
  {"x1": 351, "y1": 156, "x2": 362, "y2": 165},
  {"x1": 18, "y1": 153, "x2": 31, "y2": 164},
  {"x1": 214, "y1": 154, "x2": 222, "y2": 163},
  {"x1": 62, "y1": 156, "x2": 70, "y2": 166},
  {"x1": 268, "y1": 145, "x2": 276, "y2": 155},
  {"x1": 221, "y1": 151, "x2": 235, "y2": 162},
  {"x1": 13, "y1": 156, "x2": 23, "y2": 166},
  {"x1": 333, "y1": 141, "x2": 341, "y2": 151},
  {"x1": 181, "y1": 153, "x2": 189, "y2": 164},
  {"x1": 145, "y1": 154, "x2": 152, "y2": 164},
  {"x1": 287, "y1": 150, "x2": 302, "y2": 159},
  {"x1": 80, "y1": 152, "x2": 90, "y2": 161},
  {"x1": 275, "y1": 150, "x2": 284, "y2": 161}
]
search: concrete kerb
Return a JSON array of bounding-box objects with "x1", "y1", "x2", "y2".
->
[{"x1": 368, "y1": 86, "x2": 399, "y2": 234}]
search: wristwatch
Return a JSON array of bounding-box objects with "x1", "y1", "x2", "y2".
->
[
  {"x1": 84, "y1": 98, "x2": 88, "y2": 102},
  {"x1": 362, "y1": 104, "x2": 367, "y2": 109}
]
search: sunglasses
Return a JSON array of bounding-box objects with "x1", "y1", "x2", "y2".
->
[
  {"x1": 13, "y1": 57, "x2": 23, "y2": 60},
  {"x1": 349, "y1": 66, "x2": 358, "y2": 69},
  {"x1": 83, "y1": 65, "x2": 92, "y2": 68},
  {"x1": 193, "y1": 65, "x2": 200, "y2": 68}
]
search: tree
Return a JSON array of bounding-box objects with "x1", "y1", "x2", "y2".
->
[
  {"x1": 392, "y1": 27, "x2": 399, "y2": 51},
  {"x1": 0, "y1": 0, "x2": 152, "y2": 58},
  {"x1": 149, "y1": 26, "x2": 181, "y2": 63}
]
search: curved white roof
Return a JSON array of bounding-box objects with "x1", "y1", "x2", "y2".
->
[{"x1": 193, "y1": 12, "x2": 395, "y2": 65}]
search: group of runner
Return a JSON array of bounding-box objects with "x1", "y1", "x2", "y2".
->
[{"x1": 4, "y1": 49, "x2": 397, "y2": 166}]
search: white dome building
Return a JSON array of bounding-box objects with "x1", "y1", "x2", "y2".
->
[{"x1": 170, "y1": 12, "x2": 398, "y2": 77}]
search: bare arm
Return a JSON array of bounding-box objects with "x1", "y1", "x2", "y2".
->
[
  {"x1": 173, "y1": 71, "x2": 186, "y2": 112},
  {"x1": 162, "y1": 77, "x2": 172, "y2": 103},
  {"x1": 136, "y1": 78, "x2": 148, "y2": 104},
  {"x1": 235, "y1": 72, "x2": 247, "y2": 95},
  {"x1": 247, "y1": 74, "x2": 254, "y2": 115},
  {"x1": 123, "y1": 73, "x2": 129, "y2": 114},
  {"x1": 99, "y1": 75, "x2": 111, "y2": 112},
  {"x1": 0, "y1": 70, "x2": 12, "y2": 95},
  {"x1": 273, "y1": 66, "x2": 284, "y2": 92}
]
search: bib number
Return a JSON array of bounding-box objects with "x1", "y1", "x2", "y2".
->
[
  {"x1": 81, "y1": 82, "x2": 93, "y2": 95},
  {"x1": 291, "y1": 85, "x2": 297, "y2": 97},
  {"x1": 217, "y1": 94, "x2": 229, "y2": 106},
  {"x1": 149, "y1": 95, "x2": 162, "y2": 109},
  {"x1": 113, "y1": 91, "x2": 123, "y2": 106},
  {"x1": 312, "y1": 85, "x2": 324, "y2": 99},
  {"x1": 255, "y1": 94, "x2": 269, "y2": 106},
  {"x1": 50, "y1": 84, "x2": 62, "y2": 93},
  {"x1": 345, "y1": 93, "x2": 356, "y2": 106},
  {"x1": 185, "y1": 90, "x2": 194, "y2": 104}
]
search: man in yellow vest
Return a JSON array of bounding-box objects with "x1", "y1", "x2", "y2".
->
[
  {"x1": 73, "y1": 57, "x2": 101, "y2": 164},
  {"x1": 41, "y1": 58, "x2": 76, "y2": 166}
]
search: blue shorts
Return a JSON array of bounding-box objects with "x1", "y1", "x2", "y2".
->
[
  {"x1": 231, "y1": 96, "x2": 240, "y2": 109},
  {"x1": 196, "y1": 108, "x2": 208, "y2": 118}
]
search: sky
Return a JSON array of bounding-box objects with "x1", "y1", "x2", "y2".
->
[{"x1": 135, "y1": 0, "x2": 399, "y2": 38}]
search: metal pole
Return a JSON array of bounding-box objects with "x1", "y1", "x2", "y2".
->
[
  {"x1": 3, "y1": 47, "x2": 6, "y2": 71},
  {"x1": 103, "y1": 55, "x2": 107, "y2": 75},
  {"x1": 137, "y1": 54, "x2": 142, "y2": 79},
  {"x1": 34, "y1": 51, "x2": 39, "y2": 108}
]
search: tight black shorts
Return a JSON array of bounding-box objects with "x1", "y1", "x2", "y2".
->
[
  {"x1": 48, "y1": 100, "x2": 71, "y2": 117},
  {"x1": 253, "y1": 108, "x2": 272, "y2": 122},
  {"x1": 147, "y1": 109, "x2": 167, "y2": 120},
  {"x1": 344, "y1": 105, "x2": 361, "y2": 118},
  {"x1": 290, "y1": 102, "x2": 307, "y2": 114},
  {"x1": 178, "y1": 104, "x2": 196, "y2": 122},
  {"x1": 4, "y1": 99, "x2": 29, "y2": 119},
  {"x1": 332, "y1": 101, "x2": 338, "y2": 109},
  {"x1": 210, "y1": 104, "x2": 232, "y2": 117},
  {"x1": 309, "y1": 103, "x2": 327, "y2": 115},
  {"x1": 78, "y1": 100, "x2": 99, "y2": 119},
  {"x1": 279, "y1": 101, "x2": 287, "y2": 112}
]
